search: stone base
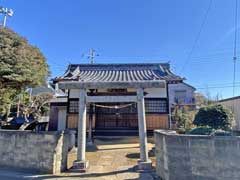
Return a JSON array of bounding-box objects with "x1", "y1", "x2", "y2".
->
[
  {"x1": 137, "y1": 160, "x2": 152, "y2": 171},
  {"x1": 71, "y1": 160, "x2": 89, "y2": 173}
]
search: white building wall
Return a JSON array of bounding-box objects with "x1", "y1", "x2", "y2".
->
[
  {"x1": 69, "y1": 89, "x2": 81, "y2": 98},
  {"x1": 220, "y1": 99, "x2": 240, "y2": 131},
  {"x1": 144, "y1": 88, "x2": 167, "y2": 98}
]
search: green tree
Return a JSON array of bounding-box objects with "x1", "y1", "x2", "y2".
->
[
  {"x1": 193, "y1": 104, "x2": 233, "y2": 130},
  {"x1": 0, "y1": 27, "x2": 49, "y2": 118},
  {"x1": 0, "y1": 88, "x2": 16, "y2": 117},
  {"x1": 173, "y1": 106, "x2": 195, "y2": 130}
]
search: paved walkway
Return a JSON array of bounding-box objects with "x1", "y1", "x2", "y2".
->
[{"x1": 0, "y1": 137, "x2": 159, "y2": 180}]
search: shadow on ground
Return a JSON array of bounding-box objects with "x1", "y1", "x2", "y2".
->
[
  {"x1": 126, "y1": 152, "x2": 155, "y2": 159},
  {"x1": 15, "y1": 166, "x2": 160, "y2": 180}
]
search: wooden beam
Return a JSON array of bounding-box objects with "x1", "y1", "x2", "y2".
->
[
  {"x1": 86, "y1": 96, "x2": 137, "y2": 103},
  {"x1": 59, "y1": 80, "x2": 165, "y2": 89}
]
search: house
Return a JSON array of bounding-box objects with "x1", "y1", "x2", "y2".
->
[
  {"x1": 168, "y1": 82, "x2": 196, "y2": 108},
  {"x1": 219, "y1": 96, "x2": 240, "y2": 131},
  {"x1": 49, "y1": 63, "x2": 196, "y2": 134}
]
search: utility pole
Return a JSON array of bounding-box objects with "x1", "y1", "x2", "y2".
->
[
  {"x1": 0, "y1": 6, "x2": 14, "y2": 27},
  {"x1": 87, "y1": 48, "x2": 99, "y2": 64},
  {"x1": 233, "y1": 0, "x2": 238, "y2": 96}
]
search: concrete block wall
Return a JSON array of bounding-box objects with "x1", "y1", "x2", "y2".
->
[
  {"x1": 155, "y1": 130, "x2": 240, "y2": 180},
  {"x1": 0, "y1": 130, "x2": 75, "y2": 174}
]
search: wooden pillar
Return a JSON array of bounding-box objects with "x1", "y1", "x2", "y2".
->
[
  {"x1": 87, "y1": 104, "x2": 93, "y2": 144},
  {"x1": 166, "y1": 82, "x2": 172, "y2": 129},
  {"x1": 72, "y1": 88, "x2": 88, "y2": 171},
  {"x1": 137, "y1": 88, "x2": 152, "y2": 170}
]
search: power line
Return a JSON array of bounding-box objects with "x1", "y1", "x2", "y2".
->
[
  {"x1": 180, "y1": 57, "x2": 236, "y2": 63},
  {"x1": 194, "y1": 81, "x2": 240, "y2": 87},
  {"x1": 192, "y1": 81, "x2": 240, "y2": 91},
  {"x1": 47, "y1": 59, "x2": 70, "y2": 68},
  {"x1": 197, "y1": 85, "x2": 240, "y2": 90},
  {"x1": 172, "y1": 58, "x2": 240, "y2": 71},
  {"x1": 190, "y1": 51, "x2": 239, "y2": 59},
  {"x1": 180, "y1": 0, "x2": 213, "y2": 74},
  {"x1": 233, "y1": 0, "x2": 238, "y2": 96}
]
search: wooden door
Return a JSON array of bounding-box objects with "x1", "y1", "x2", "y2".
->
[
  {"x1": 95, "y1": 103, "x2": 138, "y2": 129},
  {"x1": 58, "y1": 108, "x2": 67, "y2": 131}
]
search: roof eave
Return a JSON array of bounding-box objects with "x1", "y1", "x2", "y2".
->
[{"x1": 59, "y1": 80, "x2": 166, "y2": 89}]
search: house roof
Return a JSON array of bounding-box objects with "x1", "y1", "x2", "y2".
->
[
  {"x1": 219, "y1": 96, "x2": 240, "y2": 102},
  {"x1": 54, "y1": 63, "x2": 183, "y2": 83},
  {"x1": 30, "y1": 86, "x2": 55, "y2": 96},
  {"x1": 29, "y1": 85, "x2": 66, "y2": 97},
  {"x1": 182, "y1": 82, "x2": 196, "y2": 91}
]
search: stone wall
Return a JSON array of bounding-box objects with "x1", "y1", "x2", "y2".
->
[
  {"x1": 0, "y1": 130, "x2": 75, "y2": 174},
  {"x1": 154, "y1": 130, "x2": 240, "y2": 180}
]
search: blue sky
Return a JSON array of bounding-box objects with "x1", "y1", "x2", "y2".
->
[{"x1": 0, "y1": 0, "x2": 239, "y2": 99}]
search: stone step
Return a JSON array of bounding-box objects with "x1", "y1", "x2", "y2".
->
[{"x1": 93, "y1": 129, "x2": 154, "y2": 136}]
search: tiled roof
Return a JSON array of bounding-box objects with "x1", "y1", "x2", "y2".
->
[{"x1": 54, "y1": 63, "x2": 183, "y2": 82}]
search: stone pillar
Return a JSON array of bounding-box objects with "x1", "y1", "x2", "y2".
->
[
  {"x1": 137, "y1": 88, "x2": 152, "y2": 170},
  {"x1": 72, "y1": 89, "x2": 88, "y2": 172}
]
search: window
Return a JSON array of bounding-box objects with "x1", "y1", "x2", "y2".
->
[
  {"x1": 175, "y1": 90, "x2": 187, "y2": 103},
  {"x1": 68, "y1": 98, "x2": 168, "y2": 114},
  {"x1": 68, "y1": 100, "x2": 91, "y2": 113},
  {"x1": 145, "y1": 99, "x2": 168, "y2": 113},
  {"x1": 68, "y1": 100, "x2": 79, "y2": 113}
]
